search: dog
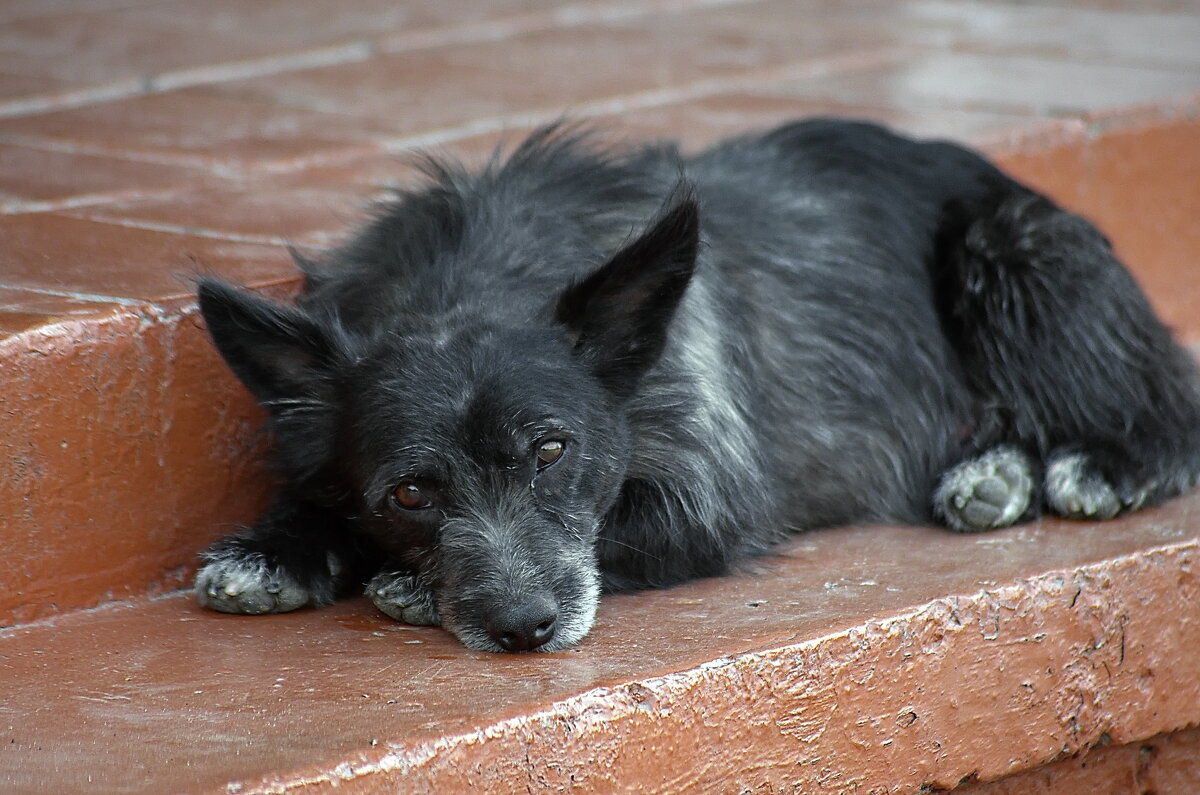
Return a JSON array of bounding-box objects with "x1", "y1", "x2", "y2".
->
[{"x1": 194, "y1": 119, "x2": 1200, "y2": 652}]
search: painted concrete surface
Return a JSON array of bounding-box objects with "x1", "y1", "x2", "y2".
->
[{"x1": 3, "y1": 504, "x2": 1198, "y2": 791}]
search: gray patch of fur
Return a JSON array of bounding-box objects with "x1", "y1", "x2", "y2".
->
[
  {"x1": 673, "y1": 278, "x2": 760, "y2": 487},
  {"x1": 537, "y1": 547, "x2": 602, "y2": 652}
]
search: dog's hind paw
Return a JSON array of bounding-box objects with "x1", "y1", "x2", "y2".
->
[
  {"x1": 196, "y1": 551, "x2": 325, "y2": 614},
  {"x1": 367, "y1": 570, "x2": 440, "y2": 626},
  {"x1": 1045, "y1": 451, "x2": 1125, "y2": 520},
  {"x1": 935, "y1": 446, "x2": 1034, "y2": 532}
]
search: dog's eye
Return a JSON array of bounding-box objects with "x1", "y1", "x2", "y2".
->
[
  {"x1": 535, "y1": 439, "x2": 565, "y2": 470},
  {"x1": 392, "y1": 481, "x2": 433, "y2": 511}
]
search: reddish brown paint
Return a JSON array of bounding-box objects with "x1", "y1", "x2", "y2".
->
[
  {"x1": 0, "y1": 309, "x2": 278, "y2": 624},
  {"x1": 2, "y1": 514, "x2": 1198, "y2": 791}
]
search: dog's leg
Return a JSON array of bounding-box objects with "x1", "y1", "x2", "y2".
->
[
  {"x1": 195, "y1": 495, "x2": 370, "y2": 614},
  {"x1": 366, "y1": 568, "x2": 439, "y2": 626},
  {"x1": 933, "y1": 186, "x2": 1200, "y2": 526}
]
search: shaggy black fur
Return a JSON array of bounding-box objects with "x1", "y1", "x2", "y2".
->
[{"x1": 194, "y1": 119, "x2": 1200, "y2": 652}]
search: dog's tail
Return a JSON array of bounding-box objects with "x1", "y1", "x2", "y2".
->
[{"x1": 931, "y1": 182, "x2": 1200, "y2": 516}]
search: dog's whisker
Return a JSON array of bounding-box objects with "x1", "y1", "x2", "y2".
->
[
  {"x1": 597, "y1": 536, "x2": 661, "y2": 561},
  {"x1": 260, "y1": 398, "x2": 330, "y2": 409}
]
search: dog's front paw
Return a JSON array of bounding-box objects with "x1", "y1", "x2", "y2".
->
[
  {"x1": 367, "y1": 570, "x2": 439, "y2": 626},
  {"x1": 196, "y1": 550, "x2": 331, "y2": 615},
  {"x1": 1044, "y1": 451, "x2": 1125, "y2": 520},
  {"x1": 935, "y1": 446, "x2": 1034, "y2": 532}
]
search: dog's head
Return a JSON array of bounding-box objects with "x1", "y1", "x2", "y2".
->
[{"x1": 197, "y1": 195, "x2": 699, "y2": 652}]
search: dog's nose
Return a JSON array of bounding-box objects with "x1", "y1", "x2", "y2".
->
[{"x1": 486, "y1": 599, "x2": 557, "y2": 652}]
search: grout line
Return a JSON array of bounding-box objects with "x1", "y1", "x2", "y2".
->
[
  {"x1": 0, "y1": 187, "x2": 183, "y2": 216},
  {"x1": 0, "y1": 78, "x2": 146, "y2": 119},
  {"x1": 55, "y1": 212, "x2": 291, "y2": 246},
  {"x1": 145, "y1": 42, "x2": 377, "y2": 94},
  {"x1": 0, "y1": 130, "x2": 387, "y2": 180},
  {"x1": 0, "y1": 132, "x2": 236, "y2": 169},
  {"x1": 0, "y1": 48, "x2": 379, "y2": 121},
  {"x1": 0, "y1": 283, "x2": 158, "y2": 307}
]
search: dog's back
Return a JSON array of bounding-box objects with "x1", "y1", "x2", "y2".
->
[{"x1": 601, "y1": 121, "x2": 1024, "y2": 585}]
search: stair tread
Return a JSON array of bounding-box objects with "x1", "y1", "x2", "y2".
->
[{"x1": 4, "y1": 499, "x2": 1198, "y2": 793}]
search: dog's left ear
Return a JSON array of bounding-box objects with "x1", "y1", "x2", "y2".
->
[{"x1": 556, "y1": 189, "x2": 699, "y2": 399}]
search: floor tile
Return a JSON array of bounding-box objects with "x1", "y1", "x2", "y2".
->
[
  {"x1": 0, "y1": 89, "x2": 390, "y2": 172},
  {"x1": 583, "y1": 91, "x2": 1053, "y2": 150},
  {"x1": 1, "y1": 309, "x2": 275, "y2": 626},
  {"x1": 772, "y1": 50, "x2": 1200, "y2": 115},
  {"x1": 0, "y1": 213, "x2": 296, "y2": 303},
  {"x1": 0, "y1": 286, "x2": 133, "y2": 339},
  {"x1": 0, "y1": 143, "x2": 212, "y2": 210},
  {"x1": 0, "y1": 70, "x2": 69, "y2": 104},
  {"x1": 1, "y1": 509, "x2": 1198, "y2": 790},
  {"x1": 909, "y1": 2, "x2": 1200, "y2": 68},
  {"x1": 131, "y1": 0, "x2": 562, "y2": 52},
  {"x1": 0, "y1": 10, "x2": 290, "y2": 88},
  {"x1": 64, "y1": 178, "x2": 379, "y2": 247},
  {"x1": 0, "y1": 0, "x2": 157, "y2": 24}
]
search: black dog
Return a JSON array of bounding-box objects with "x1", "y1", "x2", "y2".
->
[{"x1": 195, "y1": 119, "x2": 1200, "y2": 652}]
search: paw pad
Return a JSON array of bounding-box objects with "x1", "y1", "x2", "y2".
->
[{"x1": 936, "y1": 446, "x2": 1034, "y2": 532}]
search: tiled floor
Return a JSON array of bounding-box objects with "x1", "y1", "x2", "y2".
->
[
  {"x1": 1, "y1": 0, "x2": 1197, "y2": 335},
  {"x1": 2, "y1": 1, "x2": 1200, "y2": 792}
]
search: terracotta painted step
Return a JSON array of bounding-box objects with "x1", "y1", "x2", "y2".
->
[{"x1": 2, "y1": 501, "x2": 1198, "y2": 792}]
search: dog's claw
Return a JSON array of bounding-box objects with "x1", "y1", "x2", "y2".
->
[{"x1": 367, "y1": 571, "x2": 440, "y2": 626}]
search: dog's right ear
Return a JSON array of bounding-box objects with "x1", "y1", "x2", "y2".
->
[
  {"x1": 197, "y1": 279, "x2": 344, "y2": 407},
  {"x1": 555, "y1": 189, "x2": 699, "y2": 399}
]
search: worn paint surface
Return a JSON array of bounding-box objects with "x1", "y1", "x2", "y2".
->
[
  {"x1": 0, "y1": 305, "x2": 281, "y2": 624},
  {"x1": 1, "y1": 512, "x2": 1198, "y2": 792}
]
